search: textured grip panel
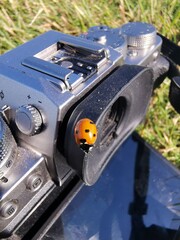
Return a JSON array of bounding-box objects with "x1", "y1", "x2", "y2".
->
[{"x1": 0, "y1": 117, "x2": 17, "y2": 177}]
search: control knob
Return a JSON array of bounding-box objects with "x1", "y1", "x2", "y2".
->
[
  {"x1": 15, "y1": 105, "x2": 43, "y2": 136},
  {"x1": 122, "y1": 22, "x2": 157, "y2": 49}
]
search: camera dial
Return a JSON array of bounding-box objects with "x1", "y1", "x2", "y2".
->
[
  {"x1": 122, "y1": 22, "x2": 156, "y2": 49},
  {"x1": 15, "y1": 105, "x2": 43, "y2": 136}
]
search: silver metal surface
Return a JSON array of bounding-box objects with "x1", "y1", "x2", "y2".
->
[
  {"x1": 81, "y1": 26, "x2": 127, "y2": 58},
  {"x1": 0, "y1": 148, "x2": 53, "y2": 235},
  {"x1": 0, "y1": 117, "x2": 17, "y2": 178},
  {"x1": 60, "y1": 61, "x2": 73, "y2": 69},
  {"x1": 30, "y1": 35, "x2": 112, "y2": 90},
  {"x1": 82, "y1": 22, "x2": 161, "y2": 67}
]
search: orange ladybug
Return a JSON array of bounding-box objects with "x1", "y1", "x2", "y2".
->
[{"x1": 74, "y1": 118, "x2": 97, "y2": 152}]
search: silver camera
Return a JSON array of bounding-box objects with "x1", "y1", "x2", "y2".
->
[{"x1": 0, "y1": 22, "x2": 170, "y2": 237}]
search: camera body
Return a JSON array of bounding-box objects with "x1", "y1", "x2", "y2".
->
[{"x1": 0, "y1": 22, "x2": 170, "y2": 237}]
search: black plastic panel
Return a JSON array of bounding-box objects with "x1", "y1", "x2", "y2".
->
[
  {"x1": 43, "y1": 133, "x2": 180, "y2": 240},
  {"x1": 65, "y1": 65, "x2": 153, "y2": 185}
]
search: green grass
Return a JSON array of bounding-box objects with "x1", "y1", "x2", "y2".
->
[
  {"x1": 137, "y1": 80, "x2": 180, "y2": 167},
  {"x1": 0, "y1": 0, "x2": 179, "y2": 167}
]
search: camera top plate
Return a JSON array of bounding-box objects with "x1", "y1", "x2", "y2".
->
[{"x1": 0, "y1": 31, "x2": 123, "y2": 91}]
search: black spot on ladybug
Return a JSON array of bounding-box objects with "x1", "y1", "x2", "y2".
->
[
  {"x1": 80, "y1": 139, "x2": 86, "y2": 144},
  {"x1": 85, "y1": 129, "x2": 90, "y2": 133},
  {"x1": 75, "y1": 130, "x2": 79, "y2": 134},
  {"x1": 90, "y1": 121, "x2": 94, "y2": 124},
  {"x1": 93, "y1": 134, "x2": 96, "y2": 137}
]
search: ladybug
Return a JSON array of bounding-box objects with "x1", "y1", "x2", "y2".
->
[{"x1": 74, "y1": 118, "x2": 97, "y2": 152}]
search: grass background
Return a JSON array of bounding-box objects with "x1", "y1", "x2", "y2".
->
[{"x1": 0, "y1": 0, "x2": 179, "y2": 167}]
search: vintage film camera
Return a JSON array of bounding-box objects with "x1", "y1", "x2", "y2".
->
[{"x1": 0, "y1": 22, "x2": 179, "y2": 238}]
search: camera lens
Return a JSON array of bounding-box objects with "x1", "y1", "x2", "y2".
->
[{"x1": 100, "y1": 97, "x2": 126, "y2": 147}]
